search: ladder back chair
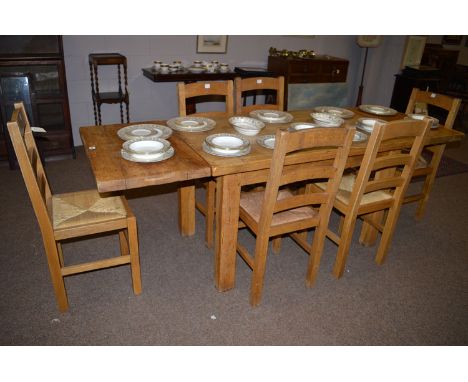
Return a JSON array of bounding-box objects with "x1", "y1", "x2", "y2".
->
[
  {"x1": 177, "y1": 80, "x2": 234, "y2": 248},
  {"x1": 403, "y1": 88, "x2": 461, "y2": 219},
  {"x1": 312, "y1": 118, "x2": 432, "y2": 279},
  {"x1": 7, "y1": 102, "x2": 142, "y2": 312},
  {"x1": 236, "y1": 126, "x2": 355, "y2": 306},
  {"x1": 234, "y1": 76, "x2": 285, "y2": 114}
]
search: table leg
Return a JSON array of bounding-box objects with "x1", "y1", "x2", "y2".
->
[
  {"x1": 359, "y1": 212, "x2": 383, "y2": 246},
  {"x1": 178, "y1": 184, "x2": 195, "y2": 236},
  {"x1": 215, "y1": 174, "x2": 241, "y2": 291}
]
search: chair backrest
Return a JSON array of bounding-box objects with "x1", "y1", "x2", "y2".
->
[
  {"x1": 258, "y1": 126, "x2": 355, "y2": 234},
  {"x1": 405, "y1": 88, "x2": 461, "y2": 130},
  {"x1": 177, "y1": 80, "x2": 234, "y2": 118},
  {"x1": 7, "y1": 102, "x2": 53, "y2": 234},
  {"x1": 234, "y1": 76, "x2": 284, "y2": 114},
  {"x1": 348, "y1": 118, "x2": 432, "y2": 213}
]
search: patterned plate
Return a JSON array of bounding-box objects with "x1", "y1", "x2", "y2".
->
[
  {"x1": 117, "y1": 124, "x2": 168, "y2": 141},
  {"x1": 249, "y1": 110, "x2": 293, "y2": 123},
  {"x1": 167, "y1": 116, "x2": 216, "y2": 132},
  {"x1": 313, "y1": 106, "x2": 354, "y2": 119},
  {"x1": 121, "y1": 146, "x2": 175, "y2": 163},
  {"x1": 358, "y1": 104, "x2": 397, "y2": 116},
  {"x1": 202, "y1": 142, "x2": 251, "y2": 157},
  {"x1": 256, "y1": 135, "x2": 276, "y2": 149}
]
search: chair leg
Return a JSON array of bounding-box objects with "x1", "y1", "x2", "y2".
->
[
  {"x1": 44, "y1": 237, "x2": 68, "y2": 312},
  {"x1": 119, "y1": 230, "x2": 129, "y2": 256},
  {"x1": 271, "y1": 237, "x2": 282, "y2": 254},
  {"x1": 127, "y1": 216, "x2": 142, "y2": 295},
  {"x1": 205, "y1": 180, "x2": 216, "y2": 249},
  {"x1": 305, "y1": 224, "x2": 328, "y2": 287},
  {"x1": 332, "y1": 213, "x2": 358, "y2": 279},
  {"x1": 375, "y1": 206, "x2": 402, "y2": 265},
  {"x1": 250, "y1": 235, "x2": 270, "y2": 307}
]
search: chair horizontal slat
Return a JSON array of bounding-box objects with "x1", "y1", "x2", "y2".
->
[
  {"x1": 286, "y1": 127, "x2": 348, "y2": 152},
  {"x1": 274, "y1": 193, "x2": 328, "y2": 213},
  {"x1": 61, "y1": 255, "x2": 131, "y2": 276},
  {"x1": 372, "y1": 153, "x2": 412, "y2": 171},
  {"x1": 365, "y1": 176, "x2": 404, "y2": 193},
  {"x1": 280, "y1": 164, "x2": 336, "y2": 186}
]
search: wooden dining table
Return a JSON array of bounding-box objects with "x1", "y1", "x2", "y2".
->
[{"x1": 80, "y1": 109, "x2": 465, "y2": 293}]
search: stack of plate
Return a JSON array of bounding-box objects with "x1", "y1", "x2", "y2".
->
[
  {"x1": 202, "y1": 133, "x2": 251, "y2": 157},
  {"x1": 356, "y1": 117, "x2": 387, "y2": 133},
  {"x1": 121, "y1": 137, "x2": 174, "y2": 163},
  {"x1": 406, "y1": 114, "x2": 439, "y2": 128},
  {"x1": 310, "y1": 112, "x2": 344, "y2": 127},
  {"x1": 288, "y1": 122, "x2": 321, "y2": 131},
  {"x1": 166, "y1": 116, "x2": 216, "y2": 132},
  {"x1": 249, "y1": 110, "x2": 293, "y2": 124},
  {"x1": 117, "y1": 124, "x2": 172, "y2": 141},
  {"x1": 256, "y1": 135, "x2": 276, "y2": 149},
  {"x1": 313, "y1": 106, "x2": 354, "y2": 119},
  {"x1": 229, "y1": 116, "x2": 265, "y2": 136},
  {"x1": 358, "y1": 104, "x2": 397, "y2": 116}
]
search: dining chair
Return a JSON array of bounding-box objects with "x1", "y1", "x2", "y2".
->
[
  {"x1": 177, "y1": 80, "x2": 234, "y2": 248},
  {"x1": 403, "y1": 88, "x2": 461, "y2": 219},
  {"x1": 311, "y1": 118, "x2": 432, "y2": 280},
  {"x1": 234, "y1": 76, "x2": 285, "y2": 114},
  {"x1": 7, "y1": 102, "x2": 142, "y2": 312},
  {"x1": 236, "y1": 126, "x2": 355, "y2": 306}
]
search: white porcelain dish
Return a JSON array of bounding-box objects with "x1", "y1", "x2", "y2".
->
[
  {"x1": 256, "y1": 135, "x2": 276, "y2": 150},
  {"x1": 117, "y1": 124, "x2": 171, "y2": 141},
  {"x1": 229, "y1": 116, "x2": 265, "y2": 136},
  {"x1": 188, "y1": 66, "x2": 205, "y2": 73},
  {"x1": 249, "y1": 110, "x2": 293, "y2": 123},
  {"x1": 288, "y1": 122, "x2": 321, "y2": 131},
  {"x1": 406, "y1": 114, "x2": 439, "y2": 128},
  {"x1": 353, "y1": 131, "x2": 368, "y2": 143},
  {"x1": 358, "y1": 104, "x2": 397, "y2": 116},
  {"x1": 205, "y1": 133, "x2": 250, "y2": 154},
  {"x1": 121, "y1": 146, "x2": 175, "y2": 163},
  {"x1": 356, "y1": 117, "x2": 387, "y2": 133},
  {"x1": 310, "y1": 112, "x2": 344, "y2": 127},
  {"x1": 313, "y1": 106, "x2": 354, "y2": 119},
  {"x1": 122, "y1": 137, "x2": 171, "y2": 157},
  {"x1": 202, "y1": 142, "x2": 251, "y2": 157},
  {"x1": 167, "y1": 116, "x2": 216, "y2": 132}
]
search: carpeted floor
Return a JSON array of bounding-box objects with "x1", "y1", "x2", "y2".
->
[{"x1": 0, "y1": 143, "x2": 467, "y2": 346}]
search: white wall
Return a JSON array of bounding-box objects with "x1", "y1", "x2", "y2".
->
[{"x1": 63, "y1": 35, "x2": 406, "y2": 146}]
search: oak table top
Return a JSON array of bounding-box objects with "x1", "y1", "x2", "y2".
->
[{"x1": 80, "y1": 122, "x2": 211, "y2": 193}]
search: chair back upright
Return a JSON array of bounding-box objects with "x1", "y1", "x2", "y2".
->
[
  {"x1": 259, "y1": 126, "x2": 355, "y2": 237},
  {"x1": 349, "y1": 118, "x2": 432, "y2": 216},
  {"x1": 235, "y1": 76, "x2": 284, "y2": 114},
  {"x1": 177, "y1": 80, "x2": 234, "y2": 118},
  {"x1": 7, "y1": 102, "x2": 53, "y2": 236}
]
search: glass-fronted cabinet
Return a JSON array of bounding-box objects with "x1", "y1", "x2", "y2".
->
[{"x1": 0, "y1": 36, "x2": 74, "y2": 168}]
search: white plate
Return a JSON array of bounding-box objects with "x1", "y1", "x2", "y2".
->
[
  {"x1": 167, "y1": 116, "x2": 216, "y2": 132},
  {"x1": 205, "y1": 133, "x2": 250, "y2": 153},
  {"x1": 353, "y1": 131, "x2": 368, "y2": 142},
  {"x1": 359, "y1": 104, "x2": 397, "y2": 116},
  {"x1": 310, "y1": 112, "x2": 344, "y2": 127},
  {"x1": 122, "y1": 137, "x2": 171, "y2": 157},
  {"x1": 202, "y1": 142, "x2": 251, "y2": 157},
  {"x1": 249, "y1": 110, "x2": 293, "y2": 123},
  {"x1": 406, "y1": 114, "x2": 439, "y2": 128},
  {"x1": 121, "y1": 146, "x2": 175, "y2": 163},
  {"x1": 117, "y1": 124, "x2": 168, "y2": 141},
  {"x1": 313, "y1": 106, "x2": 354, "y2": 119},
  {"x1": 288, "y1": 122, "x2": 321, "y2": 131},
  {"x1": 356, "y1": 117, "x2": 387, "y2": 133},
  {"x1": 256, "y1": 135, "x2": 276, "y2": 150},
  {"x1": 188, "y1": 66, "x2": 206, "y2": 73}
]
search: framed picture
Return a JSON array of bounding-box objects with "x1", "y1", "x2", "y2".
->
[
  {"x1": 400, "y1": 36, "x2": 427, "y2": 69},
  {"x1": 442, "y1": 35, "x2": 463, "y2": 46},
  {"x1": 197, "y1": 36, "x2": 228, "y2": 54}
]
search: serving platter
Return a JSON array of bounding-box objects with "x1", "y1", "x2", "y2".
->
[
  {"x1": 249, "y1": 110, "x2": 293, "y2": 123},
  {"x1": 358, "y1": 104, "x2": 397, "y2": 116},
  {"x1": 167, "y1": 116, "x2": 216, "y2": 132},
  {"x1": 313, "y1": 106, "x2": 354, "y2": 119},
  {"x1": 117, "y1": 124, "x2": 173, "y2": 141}
]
